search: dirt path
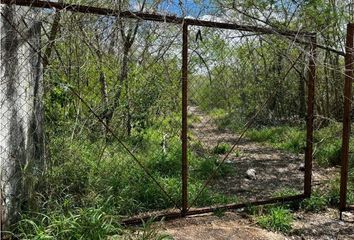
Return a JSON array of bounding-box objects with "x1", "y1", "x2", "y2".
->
[
  {"x1": 160, "y1": 106, "x2": 354, "y2": 239},
  {"x1": 163, "y1": 212, "x2": 284, "y2": 240},
  {"x1": 161, "y1": 210, "x2": 354, "y2": 240},
  {"x1": 189, "y1": 105, "x2": 325, "y2": 201}
]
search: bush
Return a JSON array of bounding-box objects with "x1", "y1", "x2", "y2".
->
[{"x1": 246, "y1": 126, "x2": 306, "y2": 154}]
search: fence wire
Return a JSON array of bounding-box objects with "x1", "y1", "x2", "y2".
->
[
  {"x1": 186, "y1": 26, "x2": 311, "y2": 208},
  {"x1": 0, "y1": 2, "x2": 353, "y2": 230}
]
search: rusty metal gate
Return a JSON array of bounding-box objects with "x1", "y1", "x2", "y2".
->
[{"x1": 0, "y1": 0, "x2": 325, "y2": 225}]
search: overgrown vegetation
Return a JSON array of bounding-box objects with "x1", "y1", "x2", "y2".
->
[
  {"x1": 3, "y1": 0, "x2": 354, "y2": 238},
  {"x1": 13, "y1": 117, "x2": 236, "y2": 238}
]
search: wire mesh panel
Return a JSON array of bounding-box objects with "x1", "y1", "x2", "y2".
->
[
  {"x1": 1, "y1": 1, "x2": 329, "y2": 234},
  {"x1": 186, "y1": 25, "x2": 313, "y2": 209},
  {"x1": 43, "y1": 15, "x2": 185, "y2": 219},
  {"x1": 1, "y1": 5, "x2": 188, "y2": 229}
]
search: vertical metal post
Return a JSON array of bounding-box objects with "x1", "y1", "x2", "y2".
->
[
  {"x1": 181, "y1": 21, "x2": 189, "y2": 216},
  {"x1": 304, "y1": 35, "x2": 316, "y2": 197},
  {"x1": 340, "y1": 23, "x2": 354, "y2": 213}
]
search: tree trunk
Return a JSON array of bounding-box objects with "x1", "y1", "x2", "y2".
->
[{"x1": 0, "y1": 4, "x2": 44, "y2": 231}]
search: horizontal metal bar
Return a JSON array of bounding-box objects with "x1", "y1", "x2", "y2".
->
[
  {"x1": 4, "y1": 0, "x2": 348, "y2": 55},
  {"x1": 1, "y1": 0, "x2": 314, "y2": 37},
  {"x1": 122, "y1": 194, "x2": 306, "y2": 225},
  {"x1": 347, "y1": 205, "x2": 354, "y2": 210}
]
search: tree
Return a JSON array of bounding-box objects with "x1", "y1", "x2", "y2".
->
[{"x1": 0, "y1": 4, "x2": 44, "y2": 229}]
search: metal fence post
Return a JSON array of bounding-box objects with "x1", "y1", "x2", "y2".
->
[
  {"x1": 339, "y1": 23, "x2": 354, "y2": 214},
  {"x1": 304, "y1": 35, "x2": 316, "y2": 198},
  {"x1": 181, "y1": 21, "x2": 189, "y2": 216}
]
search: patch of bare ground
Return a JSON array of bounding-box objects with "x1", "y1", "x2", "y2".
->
[
  {"x1": 290, "y1": 209, "x2": 354, "y2": 240},
  {"x1": 162, "y1": 212, "x2": 284, "y2": 240},
  {"x1": 160, "y1": 210, "x2": 354, "y2": 240}
]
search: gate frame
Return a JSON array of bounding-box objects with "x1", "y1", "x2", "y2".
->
[
  {"x1": 340, "y1": 23, "x2": 354, "y2": 217},
  {"x1": 180, "y1": 22, "x2": 316, "y2": 216},
  {"x1": 1, "y1": 0, "x2": 319, "y2": 225}
]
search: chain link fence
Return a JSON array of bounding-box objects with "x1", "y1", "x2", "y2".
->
[{"x1": 1, "y1": 1, "x2": 353, "y2": 232}]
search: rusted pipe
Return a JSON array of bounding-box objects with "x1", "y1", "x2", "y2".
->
[
  {"x1": 181, "y1": 22, "x2": 189, "y2": 216},
  {"x1": 339, "y1": 23, "x2": 354, "y2": 213},
  {"x1": 1, "y1": 0, "x2": 314, "y2": 37},
  {"x1": 122, "y1": 194, "x2": 306, "y2": 225}
]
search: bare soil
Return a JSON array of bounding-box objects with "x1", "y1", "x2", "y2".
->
[
  {"x1": 188, "y1": 106, "x2": 336, "y2": 201},
  {"x1": 161, "y1": 210, "x2": 354, "y2": 240},
  {"x1": 159, "y1": 106, "x2": 354, "y2": 240}
]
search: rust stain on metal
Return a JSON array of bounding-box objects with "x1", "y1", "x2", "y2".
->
[
  {"x1": 181, "y1": 22, "x2": 189, "y2": 216},
  {"x1": 122, "y1": 194, "x2": 305, "y2": 225},
  {"x1": 0, "y1": 0, "x2": 332, "y2": 223},
  {"x1": 1, "y1": 0, "x2": 314, "y2": 37},
  {"x1": 340, "y1": 23, "x2": 354, "y2": 213}
]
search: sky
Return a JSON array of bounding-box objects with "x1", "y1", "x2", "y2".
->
[
  {"x1": 167, "y1": 0, "x2": 214, "y2": 16},
  {"x1": 140, "y1": 0, "x2": 217, "y2": 18}
]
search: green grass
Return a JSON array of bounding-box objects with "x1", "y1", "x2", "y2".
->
[
  {"x1": 16, "y1": 207, "x2": 122, "y2": 240},
  {"x1": 16, "y1": 210, "x2": 172, "y2": 240},
  {"x1": 241, "y1": 123, "x2": 354, "y2": 207},
  {"x1": 13, "y1": 115, "x2": 238, "y2": 238},
  {"x1": 208, "y1": 108, "x2": 228, "y2": 120},
  {"x1": 327, "y1": 174, "x2": 354, "y2": 206},
  {"x1": 243, "y1": 123, "x2": 348, "y2": 168},
  {"x1": 256, "y1": 207, "x2": 293, "y2": 233},
  {"x1": 245, "y1": 126, "x2": 306, "y2": 154},
  {"x1": 272, "y1": 188, "x2": 302, "y2": 210},
  {"x1": 300, "y1": 192, "x2": 327, "y2": 212},
  {"x1": 273, "y1": 188, "x2": 301, "y2": 198},
  {"x1": 212, "y1": 143, "x2": 231, "y2": 154},
  {"x1": 13, "y1": 107, "x2": 354, "y2": 238}
]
